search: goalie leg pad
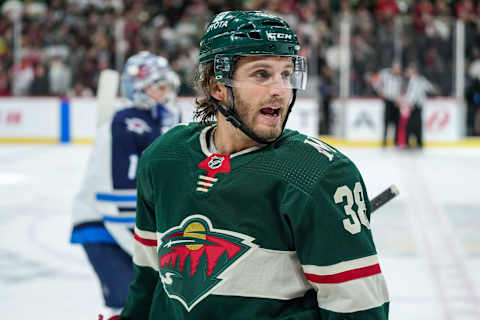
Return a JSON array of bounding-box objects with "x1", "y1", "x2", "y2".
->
[{"x1": 83, "y1": 243, "x2": 134, "y2": 308}]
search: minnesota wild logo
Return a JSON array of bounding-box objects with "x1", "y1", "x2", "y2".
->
[{"x1": 158, "y1": 215, "x2": 256, "y2": 311}]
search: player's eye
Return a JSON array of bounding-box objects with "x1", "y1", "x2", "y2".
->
[
  {"x1": 251, "y1": 70, "x2": 270, "y2": 81},
  {"x1": 281, "y1": 70, "x2": 292, "y2": 80}
]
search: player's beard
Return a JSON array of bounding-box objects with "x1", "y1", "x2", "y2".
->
[{"x1": 232, "y1": 89, "x2": 291, "y2": 142}]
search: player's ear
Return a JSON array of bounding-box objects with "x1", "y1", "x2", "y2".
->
[{"x1": 210, "y1": 77, "x2": 227, "y2": 101}]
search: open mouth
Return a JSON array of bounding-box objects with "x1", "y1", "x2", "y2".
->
[{"x1": 260, "y1": 107, "x2": 280, "y2": 118}]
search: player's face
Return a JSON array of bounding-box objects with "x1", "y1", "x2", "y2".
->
[
  {"x1": 145, "y1": 82, "x2": 170, "y2": 103},
  {"x1": 230, "y1": 56, "x2": 293, "y2": 142}
]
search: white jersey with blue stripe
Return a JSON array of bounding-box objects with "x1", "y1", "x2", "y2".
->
[{"x1": 70, "y1": 105, "x2": 180, "y2": 255}]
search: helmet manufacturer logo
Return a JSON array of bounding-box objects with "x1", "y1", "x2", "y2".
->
[
  {"x1": 206, "y1": 20, "x2": 228, "y2": 33},
  {"x1": 266, "y1": 32, "x2": 292, "y2": 41}
]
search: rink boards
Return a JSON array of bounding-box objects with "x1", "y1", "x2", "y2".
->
[{"x1": 0, "y1": 96, "x2": 469, "y2": 145}]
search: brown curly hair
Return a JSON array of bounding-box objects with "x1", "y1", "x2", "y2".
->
[{"x1": 193, "y1": 62, "x2": 218, "y2": 125}]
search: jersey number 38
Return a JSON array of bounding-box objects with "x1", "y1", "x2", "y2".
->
[{"x1": 334, "y1": 182, "x2": 370, "y2": 234}]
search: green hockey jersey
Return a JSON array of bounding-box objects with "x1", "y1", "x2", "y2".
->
[{"x1": 120, "y1": 123, "x2": 389, "y2": 320}]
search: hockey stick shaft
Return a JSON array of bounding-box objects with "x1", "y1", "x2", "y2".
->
[{"x1": 370, "y1": 184, "x2": 399, "y2": 213}]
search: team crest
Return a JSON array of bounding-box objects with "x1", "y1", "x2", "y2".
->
[
  {"x1": 158, "y1": 215, "x2": 256, "y2": 311},
  {"x1": 125, "y1": 117, "x2": 152, "y2": 135}
]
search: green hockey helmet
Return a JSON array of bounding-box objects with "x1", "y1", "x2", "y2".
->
[{"x1": 199, "y1": 11, "x2": 307, "y2": 90}]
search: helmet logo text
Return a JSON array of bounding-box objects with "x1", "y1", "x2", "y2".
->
[
  {"x1": 266, "y1": 32, "x2": 292, "y2": 41},
  {"x1": 206, "y1": 21, "x2": 228, "y2": 33}
]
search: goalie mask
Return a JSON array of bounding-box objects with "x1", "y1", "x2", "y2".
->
[
  {"x1": 121, "y1": 51, "x2": 180, "y2": 110},
  {"x1": 198, "y1": 11, "x2": 308, "y2": 144}
]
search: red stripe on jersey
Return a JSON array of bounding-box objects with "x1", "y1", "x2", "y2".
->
[
  {"x1": 134, "y1": 232, "x2": 157, "y2": 246},
  {"x1": 305, "y1": 263, "x2": 381, "y2": 284}
]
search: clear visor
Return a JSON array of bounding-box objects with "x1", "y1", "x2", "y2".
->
[{"x1": 215, "y1": 55, "x2": 307, "y2": 90}]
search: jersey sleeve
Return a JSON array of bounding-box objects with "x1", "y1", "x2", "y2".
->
[
  {"x1": 282, "y1": 157, "x2": 389, "y2": 318},
  {"x1": 120, "y1": 161, "x2": 160, "y2": 320},
  {"x1": 70, "y1": 123, "x2": 117, "y2": 244}
]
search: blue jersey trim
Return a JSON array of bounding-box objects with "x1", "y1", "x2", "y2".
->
[
  {"x1": 103, "y1": 216, "x2": 136, "y2": 223},
  {"x1": 70, "y1": 226, "x2": 116, "y2": 244},
  {"x1": 96, "y1": 193, "x2": 137, "y2": 202}
]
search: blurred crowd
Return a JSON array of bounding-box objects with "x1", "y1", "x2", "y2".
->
[{"x1": 0, "y1": 0, "x2": 479, "y2": 102}]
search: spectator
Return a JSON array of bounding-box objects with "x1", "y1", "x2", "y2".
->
[
  {"x1": 375, "y1": 0, "x2": 399, "y2": 23},
  {"x1": 317, "y1": 46, "x2": 336, "y2": 135},
  {"x1": 455, "y1": 0, "x2": 475, "y2": 22},
  {"x1": 68, "y1": 81, "x2": 93, "y2": 97},
  {"x1": 466, "y1": 47, "x2": 480, "y2": 136},
  {"x1": 48, "y1": 56, "x2": 72, "y2": 96},
  {"x1": 29, "y1": 62, "x2": 50, "y2": 96},
  {"x1": 465, "y1": 77, "x2": 480, "y2": 136},
  {"x1": 11, "y1": 58, "x2": 35, "y2": 96},
  {"x1": 374, "y1": 0, "x2": 399, "y2": 68},
  {"x1": 413, "y1": 0, "x2": 434, "y2": 34},
  {"x1": 0, "y1": 63, "x2": 10, "y2": 96}
]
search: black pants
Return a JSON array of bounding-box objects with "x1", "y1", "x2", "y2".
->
[
  {"x1": 406, "y1": 104, "x2": 423, "y2": 148},
  {"x1": 383, "y1": 99, "x2": 400, "y2": 146}
]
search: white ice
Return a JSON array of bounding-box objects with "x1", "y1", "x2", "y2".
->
[{"x1": 0, "y1": 144, "x2": 479, "y2": 319}]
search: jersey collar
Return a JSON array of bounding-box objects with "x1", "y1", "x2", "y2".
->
[{"x1": 199, "y1": 125, "x2": 263, "y2": 158}]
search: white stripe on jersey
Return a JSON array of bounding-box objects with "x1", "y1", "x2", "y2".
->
[
  {"x1": 132, "y1": 227, "x2": 160, "y2": 271},
  {"x1": 312, "y1": 273, "x2": 389, "y2": 313},
  {"x1": 133, "y1": 240, "x2": 159, "y2": 271},
  {"x1": 212, "y1": 248, "x2": 312, "y2": 300},
  {"x1": 134, "y1": 226, "x2": 158, "y2": 241}
]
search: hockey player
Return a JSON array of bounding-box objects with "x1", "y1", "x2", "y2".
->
[
  {"x1": 120, "y1": 11, "x2": 389, "y2": 320},
  {"x1": 69, "y1": 51, "x2": 180, "y2": 318}
]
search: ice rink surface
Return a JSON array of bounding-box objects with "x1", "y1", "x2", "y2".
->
[{"x1": 1, "y1": 143, "x2": 479, "y2": 320}]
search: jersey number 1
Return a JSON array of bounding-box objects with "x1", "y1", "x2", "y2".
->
[
  {"x1": 334, "y1": 182, "x2": 370, "y2": 234},
  {"x1": 128, "y1": 154, "x2": 138, "y2": 180}
]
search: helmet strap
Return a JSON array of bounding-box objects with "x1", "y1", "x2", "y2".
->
[
  {"x1": 216, "y1": 86, "x2": 297, "y2": 145},
  {"x1": 282, "y1": 88, "x2": 297, "y2": 132}
]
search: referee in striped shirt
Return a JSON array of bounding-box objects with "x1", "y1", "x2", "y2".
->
[
  {"x1": 376, "y1": 61, "x2": 403, "y2": 147},
  {"x1": 405, "y1": 64, "x2": 438, "y2": 149}
]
